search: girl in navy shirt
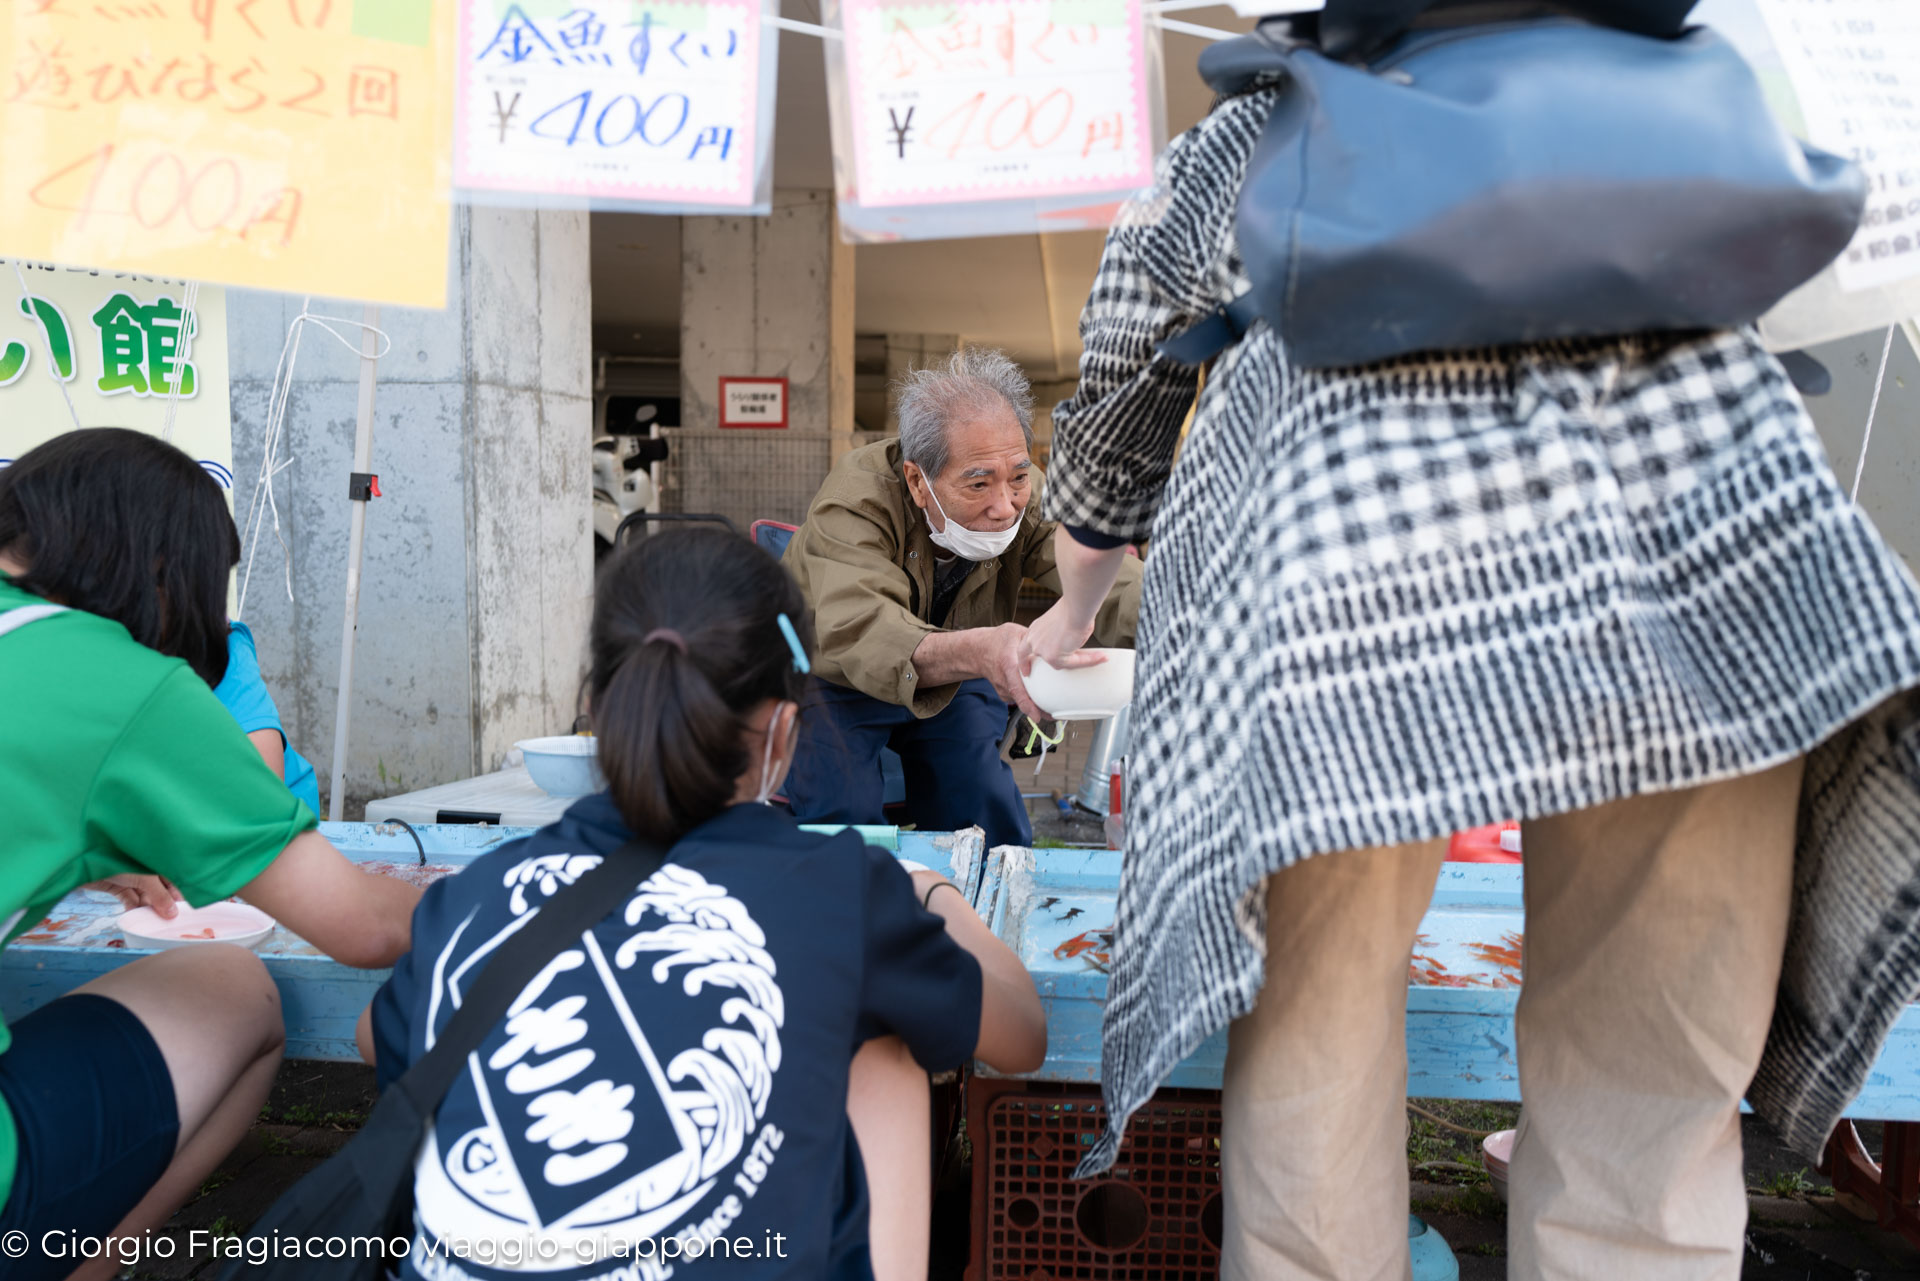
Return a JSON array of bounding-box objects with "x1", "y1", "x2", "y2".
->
[{"x1": 359, "y1": 527, "x2": 1045, "y2": 1280}]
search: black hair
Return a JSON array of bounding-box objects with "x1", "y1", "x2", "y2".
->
[
  {"x1": 590, "y1": 527, "x2": 814, "y2": 844},
  {"x1": 0, "y1": 428, "x2": 240, "y2": 686}
]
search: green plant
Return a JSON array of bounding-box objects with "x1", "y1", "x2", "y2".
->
[
  {"x1": 1753, "y1": 1167, "x2": 1829, "y2": 1199},
  {"x1": 208, "y1": 1216, "x2": 241, "y2": 1240}
]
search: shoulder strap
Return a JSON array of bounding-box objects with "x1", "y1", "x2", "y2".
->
[
  {"x1": 0, "y1": 604, "x2": 70, "y2": 639},
  {"x1": 1317, "y1": 0, "x2": 1696, "y2": 60},
  {"x1": 390, "y1": 836, "x2": 667, "y2": 1113}
]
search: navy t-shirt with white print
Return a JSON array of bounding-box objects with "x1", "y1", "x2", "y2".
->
[{"x1": 370, "y1": 794, "x2": 984, "y2": 1281}]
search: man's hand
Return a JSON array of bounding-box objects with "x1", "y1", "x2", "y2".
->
[
  {"x1": 981, "y1": 623, "x2": 1048, "y2": 722},
  {"x1": 1018, "y1": 598, "x2": 1105, "y2": 674},
  {"x1": 86, "y1": 875, "x2": 183, "y2": 918}
]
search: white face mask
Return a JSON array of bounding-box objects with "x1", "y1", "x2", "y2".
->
[
  {"x1": 924, "y1": 484, "x2": 1021, "y2": 563},
  {"x1": 754, "y1": 703, "x2": 793, "y2": 805}
]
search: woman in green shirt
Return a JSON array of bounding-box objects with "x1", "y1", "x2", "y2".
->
[{"x1": 0, "y1": 429, "x2": 420, "y2": 1281}]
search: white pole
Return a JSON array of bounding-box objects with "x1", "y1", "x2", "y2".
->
[{"x1": 328, "y1": 304, "x2": 382, "y2": 821}]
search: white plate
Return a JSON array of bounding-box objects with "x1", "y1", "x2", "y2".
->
[{"x1": 117, "y1": 901, "x2": 276, "y2": 950}]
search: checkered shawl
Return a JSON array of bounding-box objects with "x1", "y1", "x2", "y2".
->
[{"x1": 1045, "y1": 86, "x2": 1920, "y2": 1175}]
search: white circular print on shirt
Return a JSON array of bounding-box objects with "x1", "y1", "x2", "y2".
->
[{"x1": 412, "y1": 855, "x2": 787, "y2": 1261}]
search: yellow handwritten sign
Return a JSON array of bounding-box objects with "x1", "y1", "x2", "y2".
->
[{"x1": 1, "y1": 0, "x2": 454, "y2": 308}]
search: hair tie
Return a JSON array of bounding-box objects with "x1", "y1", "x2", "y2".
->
[{"x1": 642, "y1": 628, "x2": 688, "y2": 654}]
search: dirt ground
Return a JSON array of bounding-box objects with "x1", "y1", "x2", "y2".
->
[{"x1": 125, "y1": 1065, "x2": 1920, "y2": 1280}]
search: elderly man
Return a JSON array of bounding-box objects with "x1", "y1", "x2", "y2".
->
[{"x1": 782, "y1": 349, "x2": 1142, "y2": 849}]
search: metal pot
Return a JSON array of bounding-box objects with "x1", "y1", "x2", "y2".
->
[{"x1": 1074, "y1": 703, "x2": 1131, "y2": 817}]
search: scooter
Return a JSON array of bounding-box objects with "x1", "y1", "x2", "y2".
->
[{"x1": 592, "y1": 404, "x2": 672, "y2": 562}]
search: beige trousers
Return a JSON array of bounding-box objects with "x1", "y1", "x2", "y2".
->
[{"x1": 1221, "y1": 758, "x2": 1804, "y2": 1281}]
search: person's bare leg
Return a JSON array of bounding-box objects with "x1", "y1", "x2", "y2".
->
[
  {"x1": 849, "y1": 1035, "x2": 932, "y2": 1281},
  {"x1": 62, "y1": 945, "x2": 285, "y2": 1281}
]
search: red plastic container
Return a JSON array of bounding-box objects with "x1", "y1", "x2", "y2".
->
[{"x1": 1447, "y1": 821, "x2": 1522, "y2": 863}]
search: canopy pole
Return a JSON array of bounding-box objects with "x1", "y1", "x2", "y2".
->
[{"x1": 328, "y1": 303, "x2": 382, "y2": 821}]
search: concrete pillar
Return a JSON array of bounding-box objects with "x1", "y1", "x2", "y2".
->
[
  {"x1": 677, "y1": 189, "x2": 856, "y2": 527},
  {"x1": 229, "y1": 206, "x2": 593, "y2": 816},
  {"x1": 681, "y1": 190, "x2": 853, "y2": 435},
  {"x1": 1029, "y1": 377, "x2": 1080, "y2": 459}
]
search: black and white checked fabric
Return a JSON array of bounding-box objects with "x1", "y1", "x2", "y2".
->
[{"x1": 1047, "y1": 87, "x2": 1920, "y2": 1175}]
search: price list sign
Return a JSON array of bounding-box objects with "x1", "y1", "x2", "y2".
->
[
  {"x1": 0, "y1": 0, "x2": 455, "y2": 307},
  {"x1": 840, "y1": 0, "x2": 1155, "y2": 207},
  {"x1": 456, "y1": 0, "x2": 765, "y2": 207},
  {"x1": 1760, "y1": 0, "x2": 1920, "y2": 292}
]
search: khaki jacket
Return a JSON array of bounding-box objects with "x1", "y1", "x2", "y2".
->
[{"x1": 784, "y1": 439, "x2": 1143, "y2": 718}]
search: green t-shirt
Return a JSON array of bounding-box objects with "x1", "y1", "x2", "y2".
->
[{"x1": 0, "y1": 579, "x2": 316, "y2": 1208}]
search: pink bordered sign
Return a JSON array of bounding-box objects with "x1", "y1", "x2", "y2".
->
[
  {"x1": 456, "y1": 0, "x2": 763, "y2": 206},
  {"x1": 840, "y1": 0, "x2": 1156, "y2": 207}
]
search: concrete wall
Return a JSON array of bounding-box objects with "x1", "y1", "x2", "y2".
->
[
  {"x1": 231, "y1": 207, "x2": 593, "y2": 816},
  {"x1": 677, "y1": 189, "x2": 855, "y2": 528}
]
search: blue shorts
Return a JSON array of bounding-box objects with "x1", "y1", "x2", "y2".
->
[{"x1": 0, "y1": 994, "x2": 179, "y2": 1279}]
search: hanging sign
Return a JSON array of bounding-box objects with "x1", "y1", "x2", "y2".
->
[
  {"x1": 0, "y1": 260, "x2": 231, "y2": 489},
  {"x1": 1756, "y1": 0, "x2": 1920, "y2": 293},
  {"x1": 838, "y1": 0, "x2": 1156, "y2": 208},
  {"x1": 0, "y1": 0, "x2": 454, "y2": 308},
  {"x1": 719, "y1": 376, "x2": 787, "y2": 427},
  {"x1": 455, "y1": 0, "x2": 768, "y2": 208},
  {"x1": 1696, "y1": 0, "x2": 1920, "y2": 347}
]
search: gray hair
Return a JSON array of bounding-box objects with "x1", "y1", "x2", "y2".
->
[{"x1": 896, "y1": 348, "x2": 1034, "y2": 482}]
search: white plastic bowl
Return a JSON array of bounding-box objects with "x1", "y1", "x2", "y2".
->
[
  {"x1": 517, "y1": 735, "x2": 606, "y2": 797},
  {"x1": 1482, "y1": 1129, "x2": 1515, "y2": 1203},
  {"x1": 117, "y1": 901, "x2": 275, "y2": 950},
  {"x1": 1023, "y1": 649, "x2": 1136, "y2": 719}
]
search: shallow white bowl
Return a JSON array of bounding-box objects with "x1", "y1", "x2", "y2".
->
[
  {"x1": 517, "y1": 735, "x2": 606, "y2": 797},
  {"x1": 1023, "y1": 649, "x2": 1136, "y2": 719},
  {"x1": 1482, "y1": 1129, "x2": 1515, "y2": 1204},
  {"x1": 118, "y1": 901, "x2": 275, "y2": 950}
]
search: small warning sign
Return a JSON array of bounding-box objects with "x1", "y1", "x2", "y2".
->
[{"x1": 719, "y1": 377, "x2": 788, "y2": 429}]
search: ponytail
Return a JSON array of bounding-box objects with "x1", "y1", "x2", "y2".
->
[
  {"x1": 588, "y1": 527, "x2": 813, "y2": 844},
  {"x1": 594, "y1": 640, "x2": 746, "y2": 844}
]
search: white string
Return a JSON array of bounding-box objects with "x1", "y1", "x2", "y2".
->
[
  {"x1": 763, "y1": 14, "x2": 840, "y2": 38},
  {"x1": 160, "y1": 278, "x2": 200, "y2": 443},
  {"x1": 8, "y1": 259, "x2": 84, "y2": 434},
  {"x1": 1850, "y1": 324, "x2": 1897, "y2": 505},
  {"x1": 1151, "y1": 15, "x2": 1241, "y2": 39},
  {"x1": 235, "y1": 302, "x2": 393, "y2": 619}
]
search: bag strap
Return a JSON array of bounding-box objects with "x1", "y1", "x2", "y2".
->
[
  {"x1": 389, "y1": 836, "x2": 667, "y2": 1114},
  {"x1": 1317, "y1": 0, "x2": 1696, "y2": 60},
  {"x1": 1160, "y1": 293, "x2": 1263, "y2": 368},
  {"x1": 0, "y1": 604, "x2": 70, "y2": 639}
]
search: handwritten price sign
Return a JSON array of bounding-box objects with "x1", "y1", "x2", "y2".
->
[
  {"x1": 841, "y1": 0, "x2": 1153, "y2": 207},
  {"x1": 456, "y1": 0, "x2": 764, "y2": 206},
  {"x1": 1758, "y1": 0, "x2": 1920, "y2": 293},
  {"x1": 0, "y1": 0, "x2": 454, "y2": 307}
]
